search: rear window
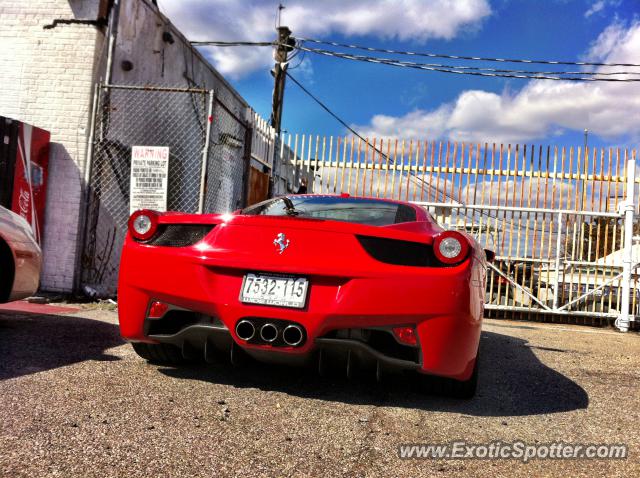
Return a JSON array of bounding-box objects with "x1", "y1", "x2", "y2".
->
[{"x1": 242, "y1": 196, "x2": 417, "y2": 226}]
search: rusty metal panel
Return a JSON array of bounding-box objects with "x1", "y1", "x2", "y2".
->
[{"x1": 246, "y1": 167, "x2": 270, "y2": 207}]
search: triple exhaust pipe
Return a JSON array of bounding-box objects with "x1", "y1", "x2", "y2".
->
[{"x1": 235, "y1": 319, "x2": 305, "y2": 347}]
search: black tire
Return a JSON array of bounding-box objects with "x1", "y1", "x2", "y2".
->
[
  {"x1": 131, "y1": 342, "x2": 187, "y2": 365},
  {"x1": 420, "y1": 353, "x2": 479, "y2": 399},
  {"x1": 0, "y1": 239, "x2": 15, "y2": 303}
]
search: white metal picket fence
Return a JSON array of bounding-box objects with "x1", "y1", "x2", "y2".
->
[{"x1": 274, "y1": 135, "x2": 639, "y2": 330}]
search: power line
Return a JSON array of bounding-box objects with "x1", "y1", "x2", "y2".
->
[
  {"x1": 297, "y1": 37, "x2": 640, "y2": 68},
  {"x1": 297, "y1": 45, "x2": 640, "y2": 82},
  {"x1": 285, "y1": 72, "x2": 385, "y2": 155},
  {"x1": 190, "y1": 40, "x2": 274, "y2": 46},
  {"x1": 188, "y1": 37, "x2": 640, "y2": 71},
  {"x1": 295, "y1": 47, "x2": 637, "y2": 77},
  {"x1": 286, "y1": 72, "x2": 476, "y2": 209},
  {"x1": 188, "y1": 39, "x2": 640, "y2": 81},
  {"x1": 286, "y1": 71, "x2": 552, "y2": 231},
  {"x1": 188, "y1": 39, "x2": 640, "y2": 80},
  {"x1": 287, "y1": 47, "x2": 307, "y2": 70},
  {"x1": 189, "y1": 39, "x2": 305, "y2": 66}
]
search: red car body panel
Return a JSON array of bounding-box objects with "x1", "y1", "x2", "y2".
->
[{"x1": 118, "y1": 196, "x2": 487, "y2": 381}]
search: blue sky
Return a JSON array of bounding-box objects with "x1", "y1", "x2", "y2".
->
[{"x1": 161, "y1": 0, "x2": 640, "y2": 149}]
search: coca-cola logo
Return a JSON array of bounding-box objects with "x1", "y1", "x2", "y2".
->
[{"x1": 18, "y1": 189, "x2": 30, "y2": 218}]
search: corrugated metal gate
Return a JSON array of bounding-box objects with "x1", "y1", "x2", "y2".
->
[
  {"x1": 275, "y1": 135, "x2": 639, "y2": 330},
  {"x1": 80, "y1": 83, "x2": 252, "y2": 296}
]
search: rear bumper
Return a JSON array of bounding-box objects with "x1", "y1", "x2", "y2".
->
[
  {"x1": 118, "y1": 240, "x2": 484, "y2": 380},
  {"x1": 146, "y1": 322, "x2": 423, "y2": 375}
]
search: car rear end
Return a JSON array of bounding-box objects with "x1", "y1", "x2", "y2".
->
[{"x1": 118, "y1": 197, "x2": 486, "y2": 386}]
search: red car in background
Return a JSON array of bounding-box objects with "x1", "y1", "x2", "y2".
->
[{"x1": 118, "y1": 195, "x2": 492, "y2": 398}]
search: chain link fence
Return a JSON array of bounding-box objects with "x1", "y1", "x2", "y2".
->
[
  {"x1": 81, "y1": 84, "x2": 251, "y2": 296},
  {"x1": 203, "y1": 97, "x2": 250, "y2": 213}
]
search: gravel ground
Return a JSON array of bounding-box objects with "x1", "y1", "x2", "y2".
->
[{"x1": 1, "y1": 307, "x2": 638, "y2": 477}]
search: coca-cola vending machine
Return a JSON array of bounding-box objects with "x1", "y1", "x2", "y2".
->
[{"x1": 0, "y1": 116, "x2": 50, "y2": 245}]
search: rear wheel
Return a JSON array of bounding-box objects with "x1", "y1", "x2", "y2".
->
[
  {"x1": 0, "y1": 239, "x2": 15, "y2": 303},
  {"x1": 131, "y1": 342, "x2": 187, "y2": 365},
  {"x1": 420, "y1": 353, "x2": 479, "y2": 399}
]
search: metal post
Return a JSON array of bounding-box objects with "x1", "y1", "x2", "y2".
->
[
  {"x1": 104, "y1": 0, "x2": 121, "y2": 86},
  {"x1": 616, "y1": 159, "x2": 637, "y2": 332},
  {"x1": 83, "y1": 83, "x2": 101, "y2": 187},
  {"x1": 242, "y1": 125, "x2": 253, "y2": 208},
  {"x1": 198, "y1": 90, "x2": 215, "y2": 214},
  {"x1": 552, "y1": 211, "x2": 564, "y2": 310},
  {"x1": 73, "y1": 82, "x2": 102, "y2": 293}
]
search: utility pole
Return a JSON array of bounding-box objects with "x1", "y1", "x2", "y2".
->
[
  {"x1": 270, "y1": 25, "x2": 292, "y2": 135},
  {"x1": 584, "y1": 128, "x2": 588, "y2": 151},
  {"x1": 269, "y1": 22, "x2": 292, "y2": 196}
]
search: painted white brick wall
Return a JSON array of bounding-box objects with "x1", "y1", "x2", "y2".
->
[
  {"x1": 0, "y1": 0, "x2": 105, "y2": 292},
  {"x1": 1, "y1": 0, "x2": 255, "y2": 295}
]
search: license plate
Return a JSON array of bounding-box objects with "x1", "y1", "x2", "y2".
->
[{"x1": 240, "y1": 273, "x2": 309, "y2": 309}]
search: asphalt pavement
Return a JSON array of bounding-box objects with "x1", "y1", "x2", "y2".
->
[{"x1": 1, "y1": 305, "x2": 638, "y2": 477}]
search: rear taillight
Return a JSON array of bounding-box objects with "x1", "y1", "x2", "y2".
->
[
  {"x1": 392, "y1": 326, "x2": 418, "y2": 346},
  {"x1": 128, "y1": 209, "x2": 159, "y2": 241},
  {"x1": 433, "y1": 231, "x2": 469, "y2": 265},
  {"x1": 148, "y1": 300, "x2": 169, "y2": 319}
]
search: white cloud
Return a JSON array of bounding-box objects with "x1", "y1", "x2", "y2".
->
[
  {"x1": 292, "y1": 56, "x2": 315, "y2": 84},
  {"x1": 354, "y1": 20, "x2": 640, "y2": 143},
  {"x1": 584, "y1": 0, "x2": 621, "y2": 18},
  {"x1": 158, "y1": 0, "x2": 492, "y2": 78},
  {"x1": 585, "y1": 0, "x2": 606, "y2": 17},
  {"x1": 358, "y1": 105, "x2": 452, "y2": 140}
]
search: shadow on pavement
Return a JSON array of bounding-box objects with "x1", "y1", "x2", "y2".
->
[
  {"x1": 0, "y1": 311, "x2": 124, "y2": 380},
  {"x1": 158, "y1": 330, "x2": 589, "y2": 417}
]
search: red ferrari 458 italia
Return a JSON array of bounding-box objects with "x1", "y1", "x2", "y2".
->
[{"x1": 118, "y1": 195, "x2": 492, "y2": 398}]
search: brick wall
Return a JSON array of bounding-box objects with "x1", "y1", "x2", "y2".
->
[
  {"x1": 0, "y1": 0, "x2": 261, "y2": 295},
  {"x1": 0, "y1": 0, "x2": 106, "y2": 292}
]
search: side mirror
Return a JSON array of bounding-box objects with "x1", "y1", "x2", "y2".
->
[{"x1": 484, "y1": 249, "x2": 495, "y2": 263}]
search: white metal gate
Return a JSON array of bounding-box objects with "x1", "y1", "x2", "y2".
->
[{"x1": 275, "y1": 135, "x2": 639, "y2": 330}]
